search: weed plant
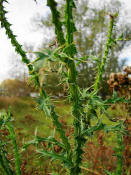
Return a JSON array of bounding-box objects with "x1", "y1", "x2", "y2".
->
[{"x1": 0, "y1": 0, "x2": 130, "y2": 174}]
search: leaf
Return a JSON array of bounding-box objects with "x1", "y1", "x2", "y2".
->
[
  {"x1": 23, "y1": 136, "x2": 65, "y2": 150},
  {"x1": 37, "y1": 149, "x2": 68, "y2": 162},
  {"x1": 80, "y1": 88, "x2": 90, "y2": 99},
  {"x1": 0, "y1": 111, "x2": 12, "y2": 127},
  {"x1": 116, "y1": 33, "x2": 124, "y2": 41},
  {"x1": 103, "y1": 91, "x2": 129, "y2": 109},
  {"x1": 82, "y1": 118, "x2": 105, "y2": 136},
  {"x1": 34, "y1": 52, "x2": 48, "y2": 59},
  {"x1": 76, "y1": 55, "x2": 89, "y2": 65},
  {"x1": 104, "y1": 121, "x2": 127, "y2": 134},
  {"x1": 23, "y1": 139, "x2": 38, "y2": 150},
  {"x1": 38, "y1": 136, "x2": 65, "y2": 149},
  {"x1": 91, "y1": 55, "x2": 100, "y2": 63},
  {"x1": 33, "y1": 50, "x2": 55, "y2": 72},
  {"x1": 36, "y1": 96, "x2": 52, "y2": 117}
]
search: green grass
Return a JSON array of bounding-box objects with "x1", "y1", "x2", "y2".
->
[{"x1": 0, "y1": 96, "x2": 72, "y2": 139}]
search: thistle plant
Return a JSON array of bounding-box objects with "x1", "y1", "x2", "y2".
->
[{"x1": 0, "y1": 0, "x2": 129, "y2": 174}]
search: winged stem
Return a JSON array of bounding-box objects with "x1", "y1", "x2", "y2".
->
[{"x1": 94, "y1": 14, "x2": 116, "y2": 91}]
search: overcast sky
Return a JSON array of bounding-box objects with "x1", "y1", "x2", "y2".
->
[{"x1": 0, "y1": 0, "x2": 131, "y2": 83}]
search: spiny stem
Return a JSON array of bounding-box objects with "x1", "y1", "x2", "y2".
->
[
  {"x1": 0, "y1": 0, "x2": 33, "y2": 72},
  {"x1": 6, "y1": 122, "x2": 21, "y2": 175},
  {"x1": 47, "y1": 0, "x2": 65, "y2": 45},
  {"x1": 94, "y1": 14, "x2": 116, "y2": 91},
  {"x1": 47, "y1": 0, "x2": 73, "y2": 165},
  {"x1": 85, "y1": 15, "x2": 118, "y2": 135},
  {"x1": 65, "y1": 1, "x2": 85, "y2": 174},
  {"x1": 65, "y1": 0, "x2": 77, "y2": 57},
  {"x1": 47, "y1": 0, "x2": 83, "y2": 172},
  {"x1": 40, "y1": 88, "x2": 72, "y2": 157}
]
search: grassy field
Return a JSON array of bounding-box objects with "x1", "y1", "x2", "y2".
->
[
  {"x1": 0, "y1": 96, "x2": 130, "y2": 175},
  {"x1": 0, "y1": 96, "x2": 72, "y2": 137}
]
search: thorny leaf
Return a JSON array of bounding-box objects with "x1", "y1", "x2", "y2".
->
[
  {"x1": 36, "y1": 96, "x2": 53, "y2": 117},
  {"x1": 82, "y1": 118, "x2": 105, "y2": 136},
  {"x1": 23, "y1": 135, "x2": 65, "y2": 150},
  {"x1": 36, "y1": 149, "x2": 69, "y2": 164}
]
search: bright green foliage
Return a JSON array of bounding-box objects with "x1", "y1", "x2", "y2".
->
[{"x1": 0, "y1": 0, "x2": 129, "y2": 175}]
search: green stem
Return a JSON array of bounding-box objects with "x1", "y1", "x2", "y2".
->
[
  {"x1": 85, "y1": 15, "x2": 117, "y2": 134},
  {"x1": 0, "y1": 0, "x2": 33, "y2": 72},
  {"x1": 47, "y1": 0, "x2": 74, "y2": 166},
  {"x1": 94, "y1": 15, "x2": 116, "y2": 91},
  {"x1": 7, "y1": 123, "x2": 21, "y2": 175},
  {"x1": 65, "y1": 1, "x2": 85, "y2": 174},
  {"x1": 47, "y1": 0, "x2": 65, "y2": 45},
  {"x1": 39, "y1": 89, "x2": 72, "y2": 163},
  {"x1": 67, "y1": 61, "x2": 85, "y2": 175}
]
